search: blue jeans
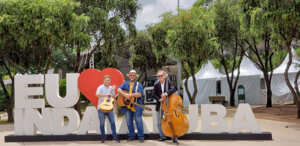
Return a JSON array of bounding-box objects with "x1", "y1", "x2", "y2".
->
[
  {"x1": 98, "y1": 110, "x2": 117, "y2": 138},
  {"x1": 124, "y1": 109, "x2": 144, "y2": 140},
  {"x1": 156, "y1": 110, "x2": 166, "y2": 139}
]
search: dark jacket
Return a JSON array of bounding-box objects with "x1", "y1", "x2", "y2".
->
[{"x1": 152, "y1": 78, "x2": 177, "y2": 111}]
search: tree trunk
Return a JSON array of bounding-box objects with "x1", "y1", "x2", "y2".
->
[
  {"x1": 137, "y1": 71, "x2": 145, "y2": 83},
  {"x1": 182, "y1": 62, "x2": 193, "y2": 103},
  {"x1": 0, "y1": 72, "x2": 14, "y2": 122},
  {"x1": 284, "y1": 45, "x2": 298, "y2": 103},
  {"x1": 72, "y1": 45, "x2": 83, "y2": 118},
  {"x1": 294, "y1": 70, "x2": 299, "y2": 101},
  {"x1": 264, "y1": 71, "x2": 273, "y2": 108},
  {"x1": 295, "y1": 70, "x2": 300, "y2": 118},
  {"x1": 230, "y1": 89, "x2": 235, "y2": 106},
  {"x1": 266, "y1": 82, "x2": 272, "y2": 107},
  {"x1": 297, "y1": 101, "x2": 300, "y2": 119},
  {"x1": 7, "y1": 77, "x2": 14, "y2": 122},
  {"x1": 189, "y1": 64, "x2": 198, "y2": 104},
  {"x1": 7, "y1": 81, "x2": 14, "y2": 122},
  {"x1": 144, "y1": 69, "x2": 147, "y2": 83}
]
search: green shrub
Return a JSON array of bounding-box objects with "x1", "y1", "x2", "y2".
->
[
  {"x1": 59, "y1": 78, "x2": 90, "y2": 103},
  {"x1": 0, "y1": 89, "x2": 6, "y2": 111}
]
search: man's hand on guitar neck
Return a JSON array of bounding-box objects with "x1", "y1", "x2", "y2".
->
[{"x1": 159, "y1": 93, "x2": 167, "y2": 102}]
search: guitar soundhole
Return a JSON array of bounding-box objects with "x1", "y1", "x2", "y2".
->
[{"x1": 124, "y1": 99, "x2": 130, "y2": 105}]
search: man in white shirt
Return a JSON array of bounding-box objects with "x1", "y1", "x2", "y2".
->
[{"x1": 96, "y1": 75, "x2": 120, "y2": 143}]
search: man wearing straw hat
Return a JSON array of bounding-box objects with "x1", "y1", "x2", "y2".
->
[{"x1": 117, "y1": 70, "x2": 145, "y2": 143}]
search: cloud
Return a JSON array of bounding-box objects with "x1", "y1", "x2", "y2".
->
[{"x1": 135, "y1": 0, "x2": 197, "y2": 30}]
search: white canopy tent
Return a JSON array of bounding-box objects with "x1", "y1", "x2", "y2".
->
[
  {"x1": 230, "y1": 54, "x2": 263, "y2": 77},
  {"x1": 221, "y1": 75, "x2": 262, "y2": 105},
  {"x1": 221, "y1": 56, "x2": 263, "y2": 105},
  {"x1": 264, "y1": 48, "x2": 300, "y2": 104},
  {"x1": 183, "y1": 61, "x2": 223, "y2": 107}
]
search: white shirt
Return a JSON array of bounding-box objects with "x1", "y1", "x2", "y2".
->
[
  {"x1": 161, "y1": 81, "x2": 165, "y2": 93},
  {"x1": 96, "y1": 84, "x2": 115, "y2": 110}
]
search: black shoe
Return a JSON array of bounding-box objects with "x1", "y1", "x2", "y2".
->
[
  {"x1": 172, "y1": 138, "x2": 178, "y2": 144},
  {"x1": 139, "y1": 139, "x2": 144, "y2": 143},
  {"x1": 113, "y1": 137, "x2": 120, "y2": 143},
  {"x1": 159, "y1": 138, "x2": 166, "y2": 141},
  {"x1": 101, "y1": 138, "x2": 106, "y2": 143},
  {"x1": 128, "y1": 137, "x2": 135, "y2": 141}
]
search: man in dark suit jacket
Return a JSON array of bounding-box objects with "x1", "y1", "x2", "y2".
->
[{"x1": 152, "y1": 70, "x2": 177, "y2": 142}]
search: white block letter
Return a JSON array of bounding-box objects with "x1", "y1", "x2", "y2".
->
[
  {"x1": 142, "y1": 105, "x2": 157, "y2": 133},
  {"x1": 188, "y1": 104, "x2": 198, "y2": 133},
  {"x1": 52, "y1": 108, "x2": 80, "y2": 135},
  {"x1": 23, "y1": 108, "x2": 51, "y2": 135},
  {"x1": 15, "y1": 74, "x2": 44, "y2": 108},
  {"x1": 77, "y1": 106, "x2": 100, "y2": 135},
  {"x1": 14, "y1": 108, "x2": 24, "y2": 135},
  {"x1": 201, "y1": 104, "x2": 227, "y2": 133},
  {"x1": 46, "y1": 74, "x2": 80, "y2": 107},
  {"x1": 229, "y1": 104, "x2": 261, "y2": 133}
]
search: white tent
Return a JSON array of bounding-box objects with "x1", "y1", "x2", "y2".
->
[
  {"x1": 230, "y1": 53, "x2": 263, "y2": 77},
  {"x1": 265, "y1": 48, "x2": 300, "y2": 104},
  {"x1": 3, "y1": 79, "x2": 12, "y2": 85},
  {"x1": 221, "y1": 75, "x2": 262, "y2": 105},
  {"x1": 183, "y1": 61, "x2": 223, "y2": 107},
  {"x1": 221, "y1": 56, "x2": 263, "y2": 105}
]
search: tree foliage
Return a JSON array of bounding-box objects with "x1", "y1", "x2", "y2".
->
[
  {"x1": 238, "y1": 0, "x2": 276, "y2": 107},
  {"x1": 129, "y1": 31, "x2": 166, "y2": 82},
  {"x1": 0, "y1": 0, "x2": 89, "y2": 74},
  {"x1": 166, "y1": 7, "x2": 217, "y2": 104},
  {"x1": 74, "y1": 0, "x2": 140, "y2": 70},
  {"x1": 0, "y1": 0, "x2": 90, "y2": 121},
  {"x1": 213, "y1": 0, "x2": 245, "y2": 106},
  {"x1": 261, "y1": 0, "x2": 300, "y2": 116}
]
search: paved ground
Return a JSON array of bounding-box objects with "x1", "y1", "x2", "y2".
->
[{"x1": 1, "y1": 115, "x2": 300, "y2": 146}]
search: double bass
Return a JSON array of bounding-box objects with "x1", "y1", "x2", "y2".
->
[{"x1": 161, "y1": 80, "x2": 189, "y2": 143}]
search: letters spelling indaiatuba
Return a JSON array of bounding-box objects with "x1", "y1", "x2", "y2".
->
[{"x1": 13, "y1": 74, "x2": 261, "y2": 135}]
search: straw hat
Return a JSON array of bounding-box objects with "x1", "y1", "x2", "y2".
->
[{"x1": 126, "y1": 70, "x2": 139, "y2": 77}]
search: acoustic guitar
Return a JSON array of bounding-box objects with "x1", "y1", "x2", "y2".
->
[
  {"x1": 117, "y1": 90, "x2": 152, "y2": 111},
  {"x1": 99, "y1": 95, "x2": 114, "y2": 113},
  {"x1": 99, "y1": 85, "x2": 116, "y2": 113}
]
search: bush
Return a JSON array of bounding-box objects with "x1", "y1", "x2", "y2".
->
[
  {"x1": 0, "y1": 89, "x2": 6, "y2": 111},
  {"x1": 59, "y1": 78, "x2": 90, "y2": 103}
]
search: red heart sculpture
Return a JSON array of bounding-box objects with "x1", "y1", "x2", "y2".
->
[{"x1": 78, "y1": 68, "x2": 124, "y2": 107}]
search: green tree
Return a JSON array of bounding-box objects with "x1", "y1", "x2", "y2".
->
[
  {"x1": 213, "y1": 0, "x2": 245, "y2": 106},
  {"x1": 0, "y1": 0, "x2": 90, "y2": 122},
  {"x1": 239, "y1": 0, "x2": 277, "y2": 107},
  {"x1": 129, "y1": 31, "x2": 166, "y2": 82},
  {"x1": 0, "y1": 61, "x2": 14, "y2": 122},
  {"x1": 262, "y1": 0, "x2": 300, "y2": 117},
  {"x1": 51, "y1": 49, "x2": 75, "y2": 72},
  {"x1": 72, "y1": 0, "x2": 140, "y2": 71},
  {"x1": 148, "y1": 12, "x2": 175, "y2": 66},
  {"x1": 166, "y1": 7, "x2": 217, "y2": 104},
  {"x1": 64, "y1": 0, "x2": 139, "y2": 117}
]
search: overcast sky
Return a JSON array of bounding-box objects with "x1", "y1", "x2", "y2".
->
[{"x1": 135, "y1": 0, "x2": 197, "y2": 30}]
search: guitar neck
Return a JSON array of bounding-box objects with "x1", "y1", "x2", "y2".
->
[
  {"x1": 133, "y1": 102, "x2": 143, "y2": 108},
  {"x1": 132, "y1": 102, "x2": 151, "y2": 111}
]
